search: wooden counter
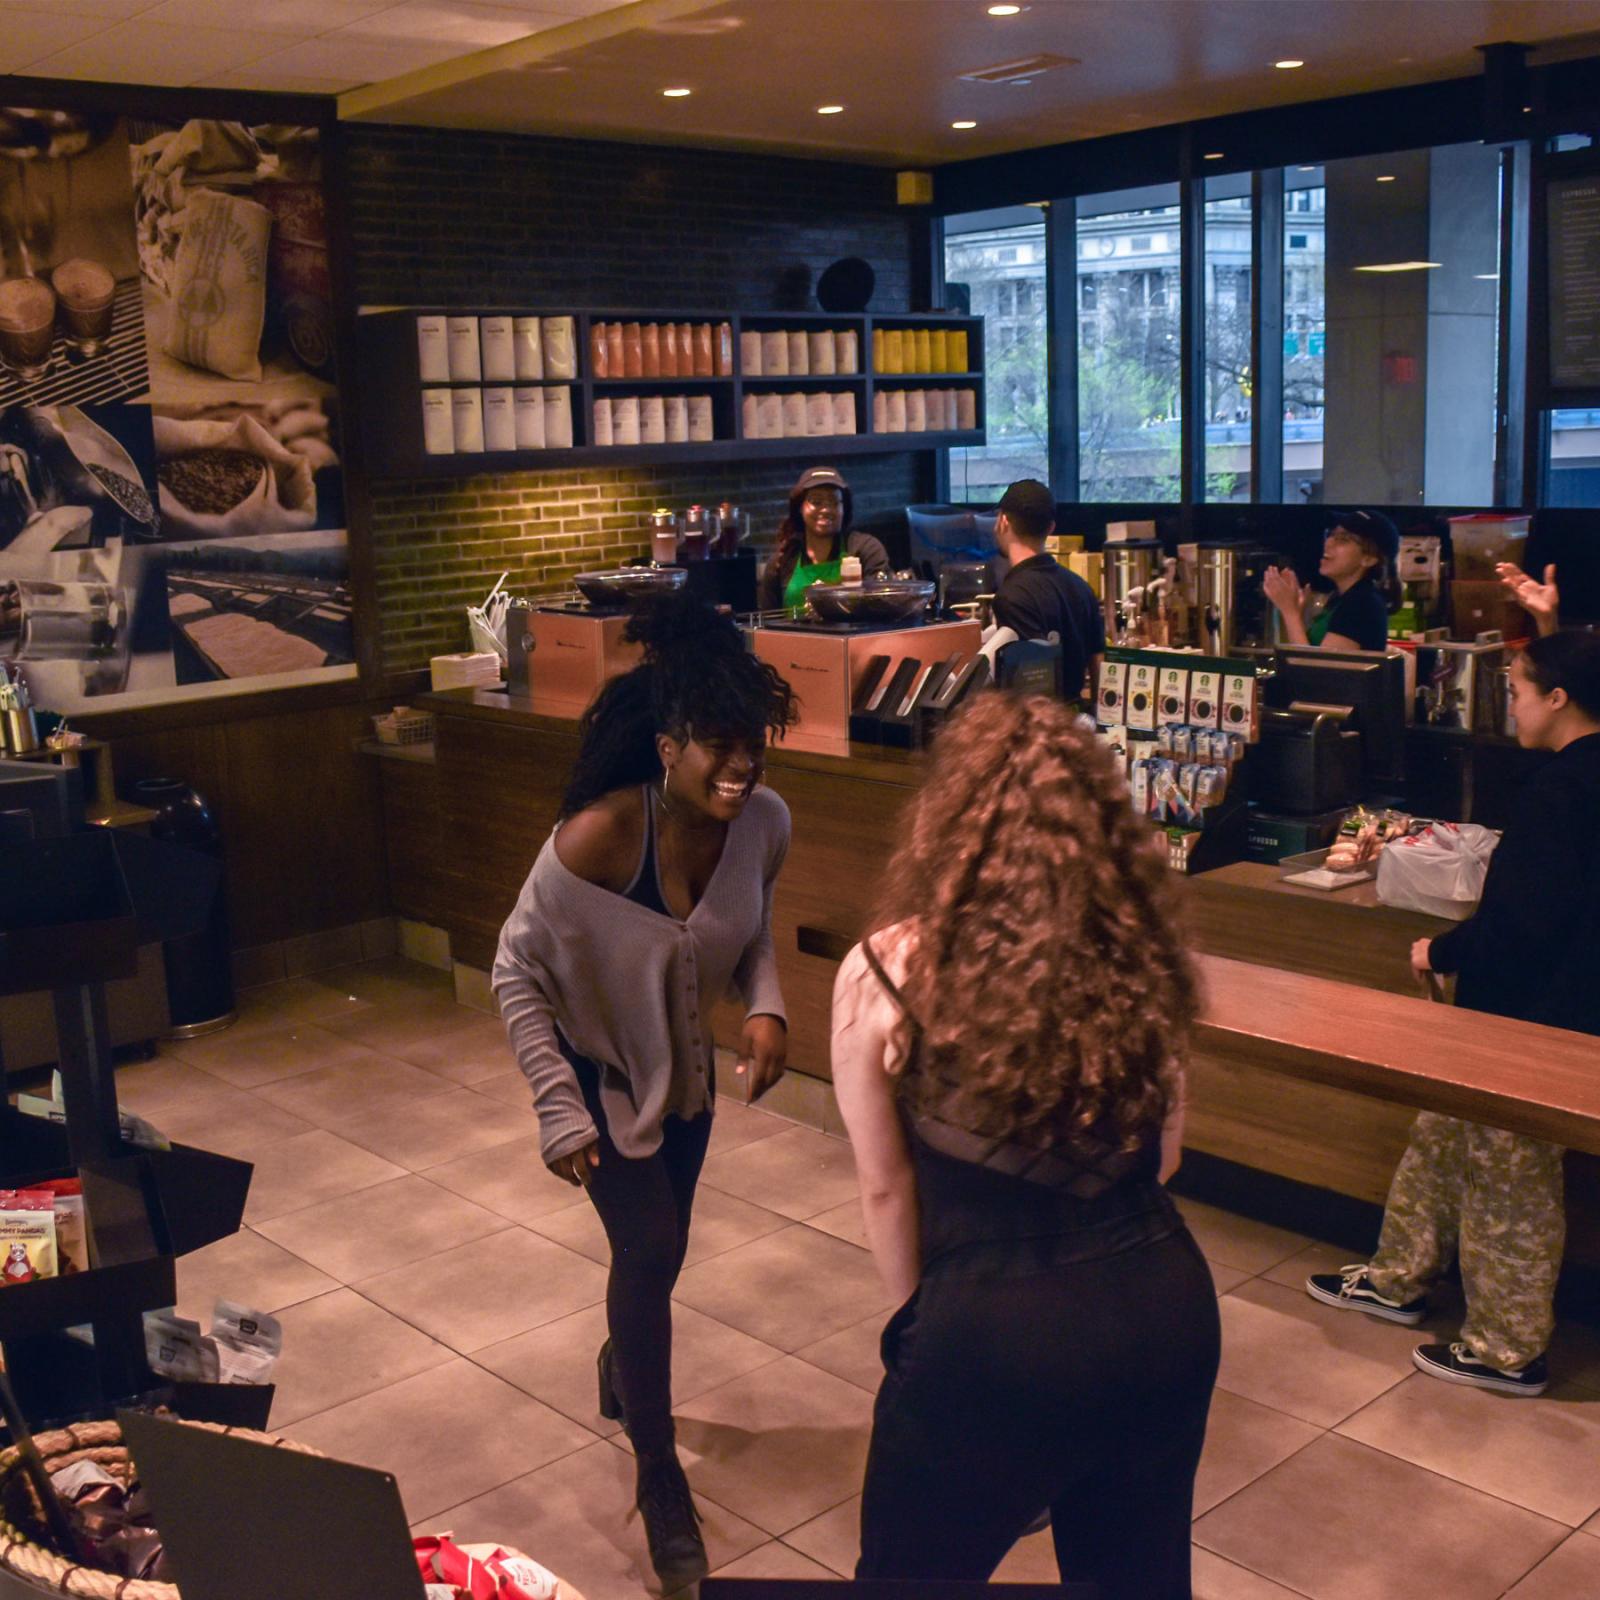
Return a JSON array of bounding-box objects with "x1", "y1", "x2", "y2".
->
[{"x1": 376, "y1": 688, "x2": 1600, "y2": 1260}]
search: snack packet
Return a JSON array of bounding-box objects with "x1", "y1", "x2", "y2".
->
[
  {"x1": 34, "y1": 1178, "x2": 87, "y2": 1274},
  {"x1": 210, "y1": 1299, "x2": 282, "y2": 1385},
  {"x1": 0, "y1": 1189, "x2": 58, "y2": 1283},
  {"x1": 143, "y1": 1310, "x2": 220, "y2": 1382}
]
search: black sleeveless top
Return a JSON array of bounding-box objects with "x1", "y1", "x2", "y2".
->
[
  {"x1": 860, "y1": 941, "x2": 1181, "y2": 1280},
  {"x1": 623, "y1": 785, "x2": 673, "y2": 918}
]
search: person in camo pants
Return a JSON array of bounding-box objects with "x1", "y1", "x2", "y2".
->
[{"x1": 1307, "y1": 628, "x2": 1600, "y2": 1397}]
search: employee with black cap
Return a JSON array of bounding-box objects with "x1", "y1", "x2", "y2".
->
[
  {"x1": 757, "y1": 466, "x2": 891, "y2": 612},
  {"x1": 990, "y1": 477, "x2": 1105, "y2": 702},
  {"x1": 1263, "y1": 509, "x2": 1398, "y2": 652}
]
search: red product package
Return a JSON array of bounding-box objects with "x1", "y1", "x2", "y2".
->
[{"x1": 414, "y1": 1535, "x2": 585, "y2": 1600}]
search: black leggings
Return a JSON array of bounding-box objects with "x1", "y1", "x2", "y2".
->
[
  {"x1": 857, "y1": 1228, "x2": 1221, "y2": 1600},
  {"x1": 571, "y1": 1053, "x2": 712, "y2": 1457}
]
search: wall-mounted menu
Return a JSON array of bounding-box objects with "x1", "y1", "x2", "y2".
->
[{"x1": 1548, "y1": 174, "x2": 1600, "y2": 390}]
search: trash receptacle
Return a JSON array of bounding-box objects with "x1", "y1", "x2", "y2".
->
[{"x1": 129, "y1": 778, "x2": 236, "y2": 1037}]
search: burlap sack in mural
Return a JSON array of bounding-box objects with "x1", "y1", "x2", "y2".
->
[
  {"x1": 162, "y1": 186, "x2": 273, "y2": 382},
  {"x1": 154, "y1": 411, "x2": 314, "y2": 539}
]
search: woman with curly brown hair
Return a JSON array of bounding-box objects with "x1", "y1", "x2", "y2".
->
[{"x1": 831, "y1": 693, "x2": 1220, "y2": 1599}]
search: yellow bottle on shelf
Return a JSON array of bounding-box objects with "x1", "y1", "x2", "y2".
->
[
  {"x1": 883, "y1": 328, "x2": 905, "y2": 374},
  {"x1": 951, "y1": 328, "x2": 970, "y2": 372},
  {"x1": 872, "y1": 327, "x2": 885, "y2": 371},
  {"x1": 913, "y1": 327, "x2": 932, "y2": 373},
  {"x1": 931, "y1": 327, "x2": 950, "y2": 372}
]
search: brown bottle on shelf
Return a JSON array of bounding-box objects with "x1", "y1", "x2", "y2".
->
[
  {"x1": 590, "y1": 321, "x2": 610, "y2": 379},
  {"x1": 622, "y1": 321, "x2": 644, "y2": 378},
  {"x1": 693, "y1": 322, "x2": 714, "y2": 377},
  {"x1": 714, "y1": 321, "x2": 734, "y2": 376},
  {"x1": 642, "y1": 321, "x2": 661, "y2": 377},
  {"x1": 660, "y1": 321, "x2": 680, "y2": 377},
  {"x1": 606, "y1": 321, "x2": 625, "y2": 378}
]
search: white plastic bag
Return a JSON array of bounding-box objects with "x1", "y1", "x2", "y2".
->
[{"x1": 1376, "y1": 822, "x2": 1499, "y2": 920}]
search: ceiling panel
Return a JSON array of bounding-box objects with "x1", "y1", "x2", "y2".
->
[
  {"x1": 0, "y1": 7, "x2": 113, "y2": 73},
  {"x1": 142, "y1": 0, "x2": 395, "y2": 31},
  {"x1": 27, "y1": 17, "x2": 282, "y2": 84}
]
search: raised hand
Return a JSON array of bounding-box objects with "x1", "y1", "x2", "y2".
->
[{"x1": 1496, "y1": 562, "x2": 1559, "y2": 636}]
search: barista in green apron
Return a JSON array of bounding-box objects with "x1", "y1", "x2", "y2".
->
[{"x1": 1264, "y1": 510, "x2": 1397, "y2": 652}]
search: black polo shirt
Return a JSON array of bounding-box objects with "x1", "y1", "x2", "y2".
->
[
  {"x1": 992, "y1": 553, "x2": 1106, "y2": 697},
  {"x1": 1310, "y1": 576, "x2": 1389, "y2": 651}
]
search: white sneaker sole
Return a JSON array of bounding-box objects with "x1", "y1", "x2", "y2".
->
[
  {"x1": 1304, "y1": 1277, "x2": 1427, "y2": 1326},
  {"x1": 1412, "y1": 1347, "x2": 1547, "y2": 1397}
]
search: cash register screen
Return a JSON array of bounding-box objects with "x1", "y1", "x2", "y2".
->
[{"x1": 1269, "y1": 648, "x2": 1407, "y2": 785}]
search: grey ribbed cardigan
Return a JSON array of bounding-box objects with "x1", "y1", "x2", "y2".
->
[{"x1": 492, "y1": 785, "x2": 790, "y2": 1163}]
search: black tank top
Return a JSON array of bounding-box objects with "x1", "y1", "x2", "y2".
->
[
  {"x1": 860, "y1": 941, "x2": 1180, "y2": 1279},
  {"x1": 623, "y1": 785, "x2": 673, "y2": 918}
]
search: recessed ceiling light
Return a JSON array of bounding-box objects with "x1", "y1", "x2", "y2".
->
[
  {"x1": 662, "y1": 87, "x2": 692, "y2": 98},
  {"x1": 817, "y1": 104, "x2": 844, "y2": 115},
  {"x1": 1298, "y1": 165, "x2": 1316, "y2": 171},
  {"x1": 1376, "y1": 174, "x2": 1396, "y2": 182},
  {"x1": 1353, "y1": 260, "x2": 1441, "y2": 273},
  {"x1": 952, "y1": 120, "x2": 978, "y2": 130},
  {"x1": 1274, "y1": 59, "x2": 1304, "y2": 69},
  {"x1": 987, "y1": 3, "x2": 1024, "y2": 13},
  {"x1": 1474, "y1": 273, "x2": 1500, "y2": 280},
  {"x1": 1204, "y1": 151, "x2": 1224, "y2": 160}
]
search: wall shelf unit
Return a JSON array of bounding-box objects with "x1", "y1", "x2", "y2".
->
[{"x1": 357, "y1": 307, "x2": 985, "y2": 479}]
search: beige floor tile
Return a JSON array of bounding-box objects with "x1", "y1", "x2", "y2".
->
[
  {"x1": 1191, "y1": 1547, "x2": 1312, "y2": 1600},
  {"x1": 318, "y1": 993, "x2": 487, "y2": 1057},
  {"x1": 256, "y1": 1174, "x2": 512, "y2": 1282},
  {"x1": 476, "y1": 1300, "x2": 784, "y2": 1437},
  {"x1": 174, "y1": 1226, "x2": 337, "y2": 1323},
  {"x1": 673, "y1": 1357, "x2": 874, "y2": 1535},
  {"x1": 1216, "y1": 1279, "x2": 1415, "y2": 1427},
  {"x1": 425, "y1": 1437, "x2": 765, "y2": 1597},
  {"x1": 242, "y1": 1129, "x2": 407, "y2": 1224},
  {"x1": 1175, "y1": 1197, "x2": 1312, "y2": 1274},
  {"x1": 421, "y1": 1137, "x2": 586, "y2": 1225},
  {"x1": 1193, "y1": 1389, "x2": 1322, "y2": 1516},
  {"x1": 166, "y1": 1022, "x2": 384, "y2": 1088},
  {"x1": 357, "y1": 1228, "x2": 607, "y2": 1353},
  {"x1": 1503, "y1": 1533, "x2": 1600, "y2": 1598},
  {"x1": 469, "y1": 1071, "x2": 538, "y2": 1110},
  {"x1": 1261, "y1": 1240, "x2": 1374, "y2": 1292},
  {"x1": 227, "y1": 977, "x2": 374, "y2": 1038},
  {"x1": 317, "y1": 956, "x2": 454, "y2": 1007},
  {"x1": 784, "y1": 1494, "x2": 859, "y2": 1575},
  {"x1": 388, "y1": 1014, "x2": 517, "y2": 1085},
  {"x1": 699, "y1": 1125, "x2": 861, "y2": 1222},
  {"x1": 706, "y1": 1100, "x2": 792, "y2": 1158},
  {"x1": 805, "y1": 1197, "x2": 867, "y2": 1249},
  {"x1": 156, "y1": 1087, "x2": 317, "y2": 1163},
  {"x1": 1194, "y1": 1434, "x2": 1566, "y2": 1600},
  {"x1": 267, "y1": 1288, "x2": 454, "y2": 1426},
  {"x1": 112, "y1": 1057, "x2": 244, "y2": 1121},
  {"x1": 794, "y1": 1313, "x2": 886, "y2": 1394},
  {"x1": 284, "y1": 1359, "x2": 594, "y2": 1523},
  {"x1": 254, "y1": 1053, "x2": 451, "y2": 1131},
  {"x1": 1207, "y1": 1260, "x2": 1254, "y2": 1295},
  {"x1": 529, "y1": 1183, "x2": 790, "y2": 1270},
  {"x1": 334, "y1": 1086, "x2": 534, "y2": 1171},
  {"x1": 673, "y1": 1226, "x2": 893, "y2": 1353},
  {"x1": 992, "y1": 1527, "x2": 1062, "y2": 1583},
  {"x1": 712, "y1": 1541, "x2": 837, "y2": 1581},
  {"x1": 1337, "y1": 1372, "x2": 1600, "y2": 1526}
]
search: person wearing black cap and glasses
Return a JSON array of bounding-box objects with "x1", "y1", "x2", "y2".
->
[
  {"x1": 757, "y1": 466, "x2": 891, "y2": 612},
  {"x1": 1263, "y1": 509, "x2": 1398, "y2": 652},
  {"x1": 990, "y1": 478, "x2": 1105, "y2": 703}
]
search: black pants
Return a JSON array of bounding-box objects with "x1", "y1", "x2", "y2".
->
[
  {"x1": 857, "y1": 1228, "x2": 1221, "y2": 1600},
  {"x1": 571, "y1": 1052, "x2": 712, "y2": 1457}
]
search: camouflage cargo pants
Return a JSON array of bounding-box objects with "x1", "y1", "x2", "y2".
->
[{"x1": 1366, "y1": 1111, "x2": 1566, "y2": 1372}]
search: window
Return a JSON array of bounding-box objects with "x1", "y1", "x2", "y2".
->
[
  {"x1": 1077, "y1": 185, "x2": 1182, "y2": 501},
  {"x1": 1205, "y1": 175, "x2": 1252, "y2": 502},
  {"x1": 944, "y1": 209, "x2": 1047, "y2": 500},
  {"x1": 1281, "y1": 144, "x2": 1500, "y2": 505},
  {"x1": 1289, "y1": 232, "x2": 1309, "y2": 249}
]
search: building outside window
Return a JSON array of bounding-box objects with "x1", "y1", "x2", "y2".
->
[
  {"x1": 1204, "y1": 179, "x2": 1253, "y2": 501},
  {"x1": 943, "y1": 208, "x2": 1047, "y2": 500}
]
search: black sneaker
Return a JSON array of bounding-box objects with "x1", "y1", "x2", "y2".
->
[
  {"x1": 1412, "y1": 1342, "x2": 1548, "y2": 1397},
  {"x1": 635, "y1": 1449, "x2": 708, "y2": 1595},
  {"x1": 1305, "y1": 1264, "x2": 1427, "y2": 1326}
]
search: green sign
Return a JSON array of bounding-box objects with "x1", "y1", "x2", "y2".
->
[
  {"x1": 1309, "y1": 330, "x2": 1326, "y2": 356},
  {"x1": 1283, "y1": 332, "x2": 1300, "y2": 356}
]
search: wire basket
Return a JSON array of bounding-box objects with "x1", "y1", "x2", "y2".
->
[
  {"x1": 0, "y1": 1416, "x2": 323, "y2": 1598},
  {"x1": 373, "y1": 709, "x2": 435, "y2": 747}
]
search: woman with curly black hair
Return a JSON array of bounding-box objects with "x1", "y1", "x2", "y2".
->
[
  {"x1": 493, "y1": 592, "x2": 795, "y2": 1593},
  {"x1": 831, "y1": 693, "x2": 1219, "y2": 1599}
]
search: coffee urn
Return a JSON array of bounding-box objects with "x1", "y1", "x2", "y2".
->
[
  {"x1": 1190, "y1": 542, "x2": 1280, "y2": 652},
  {"x1": 1105, "y1": 539, "x2": 1161, "y2": 635}
]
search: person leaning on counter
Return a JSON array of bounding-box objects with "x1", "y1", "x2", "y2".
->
[
  {"x1": 1262, "y1": 509, "x2": 1398, "y2": 651},
  {"x1": 756, "y1": 465, "x2": 891, "y2": 611},
  {"x1": 1307, "y1": 628, "x2": 1600, "y2": 1397},
  {"x1": 989, "y1": 477, "x2": 1106, "y2": 704}
]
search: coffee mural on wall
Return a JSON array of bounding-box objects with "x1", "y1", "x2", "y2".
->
[{"x1": 0, "y1": 105, "x2": 351, "y2": 713}]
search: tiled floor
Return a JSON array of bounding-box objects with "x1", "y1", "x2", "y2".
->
[{"x1": 127, "y1": 956, "x2": 1600, "y2": 1599}]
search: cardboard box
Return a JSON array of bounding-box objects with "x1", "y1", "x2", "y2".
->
[
  {"x1": 1105, "y1": 520, "x2": 1157, "y2": 544},
  {"x1": 1068, "y1": 550, "x2": 1104, "y2": 597}
]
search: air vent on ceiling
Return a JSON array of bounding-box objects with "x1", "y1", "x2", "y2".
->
[{"x1": 959, "y1": 53, "x2": 1079, "y2": 85}]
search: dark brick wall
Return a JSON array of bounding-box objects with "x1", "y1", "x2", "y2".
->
[{"x1": 340, "y1": 123, "x2": 929, "y2": 679}]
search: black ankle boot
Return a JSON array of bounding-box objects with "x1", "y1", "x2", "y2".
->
[
  {"x1": 635, "y1": 1447, "x2": 707, "y2": 1595},
  {"x1": 597, "y1": 1338, "x2": 623, "y2": 1422}
]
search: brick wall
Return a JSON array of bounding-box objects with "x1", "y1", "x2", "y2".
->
[{"x1": 342, "y1": 123, "x2": 929, "y2": 679}]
